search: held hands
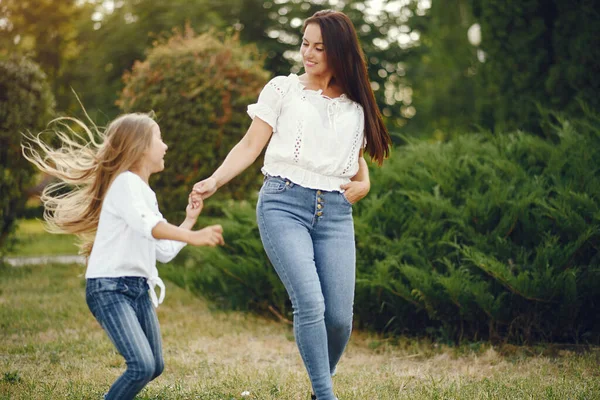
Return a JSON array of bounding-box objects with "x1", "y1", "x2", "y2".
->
[
  {"x1": 185, "y1": 191, "x2": 204, "y2": 221},
  {"x1": 340, "y1": 181, "x2": 370, "y2": 205},
  {"x1": 188, "y1": 225, "x2": 224, "y2": 247},
  {"x1": 193, "y1": 177, "x2": 218, "y2": 200},
  {"x1": 185, "y1": 190, "x2": 224, "y2": 247}
]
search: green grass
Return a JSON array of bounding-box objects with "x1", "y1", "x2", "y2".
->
[
  {"x1": 6, "y1": 219, "x2": 79, "y2": 256},
  {"x1": 1, "y1": 263, "x2": 599, "y2": 399}
]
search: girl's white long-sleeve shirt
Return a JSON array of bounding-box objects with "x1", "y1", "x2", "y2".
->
[
  {"x1": 247, "y1": 73, "x2": 366, "y2": 192},
  {"x1": 86, "y1": 171, "x2": 186, "y2": 307}
]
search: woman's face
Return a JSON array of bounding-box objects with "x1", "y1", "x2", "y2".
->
[{"x1": 301, "y1": 23, "x2": 330, "y2": 76}]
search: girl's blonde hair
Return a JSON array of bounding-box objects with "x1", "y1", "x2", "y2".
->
[{"x1": 22, "y1": 112, "x2": 157, "y2": 255}]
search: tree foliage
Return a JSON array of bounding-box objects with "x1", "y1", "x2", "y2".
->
[
  {"x1": 0, "y1": 57, "x2": 55, "y2": 253},
  {"x1": 0, "y1": 0, "x2": 89, "y2": 111},
  {"x1": 401, "y1": 0, "x2": 481, "y2": 138},
  {"x1": 471, "y1": 0, "x2": 600, "y2": 133},
  {"x1": 2, "y1": 0, "x2": 423, "y2": 133}
]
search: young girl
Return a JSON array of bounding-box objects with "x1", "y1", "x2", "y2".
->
[{"x1": 22, "y1": 112, "x2": 224, "y2": 400}]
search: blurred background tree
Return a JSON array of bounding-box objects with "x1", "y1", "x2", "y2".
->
[
  {"x1": 471, "y1": 0, "x2": 600, "y2": 133},
  {"x1": 2, "y1": 0, "x2": 425, "y2": 132},
  {"x1": 2, "y1": 0, "x2": 597, "y2": 136},
  {"x1": 0, "y1": 0, "x2": 89, "y2": 111},
  {"x1": 0, "y1": 57, "x2": 55, "y2": 254}
]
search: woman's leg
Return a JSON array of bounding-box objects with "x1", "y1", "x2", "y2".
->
[
  {"x1": 257, "y1": 178, "x2": 336, "y2": 400},
  {"x1": 312, "y1": 191, "x2": 356, "y2": 376},
  {"x1": 86, "y1": 278, "x2": 159, "y2": 400}
]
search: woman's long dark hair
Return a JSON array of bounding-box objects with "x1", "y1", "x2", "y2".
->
[{"x1": 303, "y1": 10, "x2": 391, "y2": 165}]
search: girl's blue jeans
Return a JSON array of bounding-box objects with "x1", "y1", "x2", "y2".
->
[
  {"x1": 86, "y1": 276, "x2": 164, "y2": 400},
  {"x1": 257, "y1": 176, "x2": 355, "y2": 400}
]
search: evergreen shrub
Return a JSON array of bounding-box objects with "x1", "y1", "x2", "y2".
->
[
  {"x1": 354, "y1": 110, "x2": 600, "y2": 343},
  {"x1": 169, "y1": 110, "x2": 600, "y2": 343}
]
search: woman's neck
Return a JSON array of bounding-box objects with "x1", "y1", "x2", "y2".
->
[
  {"x1": 300, "y1": 73, "x2": 343, "y2": 98},
  {"x1": 300, "y1": 72, "x2": 335, "y2": 92}
]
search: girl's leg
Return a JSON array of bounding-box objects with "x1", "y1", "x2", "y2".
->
[
  {"x1": 257, "y1": 179, "x2": 336, "y2": 400},
  {"x1": 136, "y1": 283, "x2": 164, "y2": 380},
  {"x1": 312, "y1": 192, "x2": 356, "y2": 376},
  {"x1": 86, "y1": 278, "x2": 159, "y2": 400}
]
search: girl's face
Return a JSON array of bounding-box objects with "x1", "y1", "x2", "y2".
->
[
  {"x1": 143, "y1": 122, "x2": 168, "y2": 173},
  {"x1": 301, "y1": 23, "x2": 330, "y2": 76}
]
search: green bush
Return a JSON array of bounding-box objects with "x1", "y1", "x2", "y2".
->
[
  {"x1": 168, "y1": 110, "x2": 600, "y2": 344},
  {"x1": 118, "y1": 28, "x2": 270, "y2": 221},
  {"x1": 162, "y1": 200, "x2": 290, "y2": 321},
  {"x1": 0, "y1": 57, "x2": 55, "y2": 254},
  {"x1": 354, "y1": 109, "x2": 600, "y2": 343}
]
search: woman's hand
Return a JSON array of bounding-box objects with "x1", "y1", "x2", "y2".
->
[
  {"x1": 188, "y1": 225, "x2": 224, "y2": 247},
  {"x1": 193, "y1": 177, "x2": 218, "y2": 200},
  {"x1": 185, "y1": 191, "x2": 204, "y2": 221},
  {"x1": 340, "y1": 180, "x2": 370, "y2": 205}
]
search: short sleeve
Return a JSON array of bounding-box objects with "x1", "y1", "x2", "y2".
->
[
  {"x1": 247, "y1": 76, "x2": 290, "y2": 131},
  {"x1": 106, "y1": 173, "x2": 165, "y2": 240}
]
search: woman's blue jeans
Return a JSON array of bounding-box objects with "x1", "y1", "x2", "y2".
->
[
  {"x1": 257, "y1": 176, "x2": 355, "y2": 400},
  {"x1": 86, "y1": 277, "x2": 164, "y2": 400}
]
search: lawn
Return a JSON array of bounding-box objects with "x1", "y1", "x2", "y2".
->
[
  {"x1": 6, "y1": 219, "x2": 79, "y2": 257},
  {"x1": 1, "y1": 262, "x2": 599, "y2": 400}
]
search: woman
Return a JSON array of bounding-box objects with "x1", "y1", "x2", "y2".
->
[{"x1": 193, "y1": 10, "x2": 391, "y2": 400}]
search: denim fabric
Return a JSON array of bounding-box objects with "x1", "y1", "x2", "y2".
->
[
  {"x1": 86, "y1": 277, "x2": 164, "y2": 400},
  {"x1": 257, "y1": 176, "x2": 355, "y2": 400}
]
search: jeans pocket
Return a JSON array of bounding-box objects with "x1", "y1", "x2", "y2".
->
[
  {"x1": 86, "y1": 278, "x2": 129, "y2": 297},
  {"x1": 340, "y1": 192, "x2": 353, "y2": 206},
  {"x1": 262, "y1": 176, "x2": 288, "y2": 194}
]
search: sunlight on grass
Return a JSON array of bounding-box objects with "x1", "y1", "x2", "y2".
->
[
  {"x1": 1, "y1": 263, "x2": 599, "y2": 399},
  {"x1": 7, "y1": 219, "x2": 79, "y2": 257}
]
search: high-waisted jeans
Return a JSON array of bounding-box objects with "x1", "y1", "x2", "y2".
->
[
  {"x1": 257, "y1": 176, "x2": 355, "y2": 400},
  {"x1": 86, "y1": 276, "x2": 164, "y2": 400}
]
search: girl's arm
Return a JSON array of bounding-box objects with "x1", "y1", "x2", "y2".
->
[
  {"x1": 155, "y1": 193, "x2": 205, "y2": 262},
  {"x1": 193, "y1": 117, "x2": 273, "y2": 199},
  {"x1": 109, "y1": 173, "x2": 224, "y2": 247},
  {"x1": 152, "y1": 221, "x2": 223, "y2": 247}
]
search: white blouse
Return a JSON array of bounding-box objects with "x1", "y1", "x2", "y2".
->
[
  {"x1": 247, "y1": 73, "x2": 365, "y2": 192},
  {"x1": 86, "y1": 171, "x2": 186, "y2": 307}
]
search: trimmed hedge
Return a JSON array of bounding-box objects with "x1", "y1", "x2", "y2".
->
[{"x1": 118, "y1": 29, "x2": 270, "y2": 220}]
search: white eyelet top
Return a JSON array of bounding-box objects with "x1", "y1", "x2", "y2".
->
[{"x1": 247, "y1": 73, "x2": 365, "y2": 192}]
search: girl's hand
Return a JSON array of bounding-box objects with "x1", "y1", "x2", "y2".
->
[
  {"x1": 339, "y1": 181, "x2": 370, "y2": 205},
  {"x1": 193, "y1": 177, "x2": 218, "y2": 200},
  {"x1": 186, "y1": 192, "x2": 203, "y2": 220},
  {"x1": 188, "y1": 225, "x2": 224, "y2": 247}
]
